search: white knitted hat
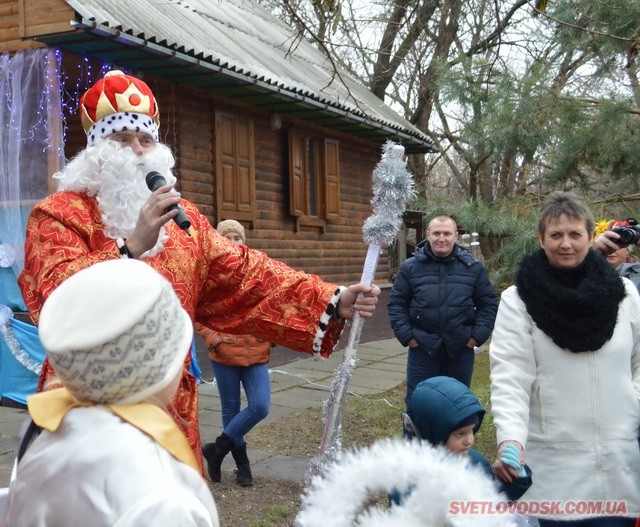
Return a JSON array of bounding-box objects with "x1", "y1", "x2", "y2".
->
[{"x1": 38, "y1": 259, "x2": 193, "y2": 405}]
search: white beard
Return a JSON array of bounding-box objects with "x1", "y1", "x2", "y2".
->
[{"x1": 54, "y1": 139, "x2": 178, "y2": 257}]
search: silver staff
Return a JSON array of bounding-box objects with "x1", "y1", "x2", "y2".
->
[{"x1": 310, "y1": 141, "x2": 415, "y2": 477}]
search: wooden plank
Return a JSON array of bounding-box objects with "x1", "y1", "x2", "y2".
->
[
  {"x1": 23, "y1": 0, "x2": 73, "y2": 31},
  {"x1": 256, "y1": 249, "x2": 371, "y2": 260},
  {"x1": 0, "y1": 2, "x2": 18, "y2": 16},
  {"x1": 25, "y1": 9, "x2": 71, "y2": 25},
  {"x1": 178, "y1": 156, "x2": 213, "y2": 174},
  {"x1": 178, "y1": 146, "x2": 213, "y2": 165},
  {"x1": 0, "y1": 15, "x2": 18, "y2": 31},
  {"x1": 177, "y1": 166, "x2": 213, "y2": 183},
  {"x1": 177, "y1": 133, "x2": 212, "y2": 151},
  {"x1": 17, "y1": 0, "x2": 25, "y2": 39},
  {"x1": 248, "y1": 237, "x2": 369, "y2": 250},
  {"x1": 181, "y1": 190, "x2": 214, "y2": 208},
  {"x1": 253, "y1": 204, "x2": 286, "y2": 218},
  {"x1": 0, "y1": 27, "x2": 20, "y2": 40},
  {"x1": 271, "y1": 259, "x2": 372, "y2": 272},
  {"x1": 22, "y1": 21, "x2": 73, "y2": 37},
  {"x1": 24, "y1": 0, "x2": 71, "y2": 14},
  {"x1": 0, "y1": 39, "x2": 38, "y2": 53},
  {"x1": 179, "y1": 179, "x2": 212, "y2": 195}
]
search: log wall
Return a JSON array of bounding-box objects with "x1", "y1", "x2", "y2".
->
[
  {"x1": 0, "y1": 0, "x2": 75, "y2": 53},
  {"x1": 153, "y1": 74, "x2": 390, "y2": 286},
  {"x1": 21, "y1": 48, "x2": 393, "y2": 287}
]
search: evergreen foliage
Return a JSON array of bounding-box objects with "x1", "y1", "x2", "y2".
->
[
  {"x1": 412, "y1": 194, "x2": 541, "y2": 288},
  {"x1": 260, "y1": 0, "x2": 640, "y2": 280}
]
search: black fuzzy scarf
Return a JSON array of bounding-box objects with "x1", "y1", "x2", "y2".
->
[{"x1": 516, "y1": 249, "x2": 626, "y2": 353}]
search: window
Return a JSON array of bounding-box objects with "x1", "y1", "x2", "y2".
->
[
  {"x1": 215, "y1": 110, "x2": 255, "y2": 224},
  {"x1": 289, "y1": 128, "x2": 340, "y2": 231}
]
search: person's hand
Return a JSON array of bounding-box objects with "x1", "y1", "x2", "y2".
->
[
  {"x1": 407, "y1": 338, "x2": 419, "y2": 348},
  {"x1": 500, "y1": 443, "x2": 526, "y2": 478},
  {"x1": 126, "y1": 185, "x2": 182, "y2": 257},
  {"x1": 593, "y1": 223, "x2": 621, "y2": 257},
  {"x1": 466, "y1": 337, "x2": 478, "y2": 349},
  {"x1": 337, "y1": 284, "x2": 380, "y2": 320},
  {"x1": 492, "y1": 440, "x2": 524, "y2": 484}
]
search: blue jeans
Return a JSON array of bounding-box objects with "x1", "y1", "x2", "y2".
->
[
  {"x1": 405, "y1": 345, "x2": 475, "y2": 405},
  {"x1": 211, "y1": 361, "x2": 270, "y2": 447},
  {"x1": 538, "y1": 518, "x2": 635, "y2": 527}
]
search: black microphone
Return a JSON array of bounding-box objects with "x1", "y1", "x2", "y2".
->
[{"x1": 145, "y1": 171, "x2": 192, "y2": 235}]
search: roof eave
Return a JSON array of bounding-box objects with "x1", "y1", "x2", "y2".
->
[{"x1": 34, "y1": 19, "x2": 437, "y2": 154}]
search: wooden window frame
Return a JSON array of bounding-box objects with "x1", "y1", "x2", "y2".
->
[{"x1": 288, "y1": 128, "x2": 340, "y2": 232}]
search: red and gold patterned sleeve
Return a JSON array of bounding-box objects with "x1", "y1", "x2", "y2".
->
[
  {"x1": 20, "y1": 194, "x2": 346, "y2": 358},
  {"x1": 18, "y1": 192, "x2": 120, "y2": 324},
  {"x1": 189, "y1": 206, "x2": 345, "y2": 358}
]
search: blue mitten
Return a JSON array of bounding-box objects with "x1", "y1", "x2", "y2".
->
[{"x1": 500, "y1": 443, "x2": 526, "y2": 477}]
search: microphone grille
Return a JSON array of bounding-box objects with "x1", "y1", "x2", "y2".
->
[{"x1": 145, "y1": 171, "x2": 165, "y2": 190}]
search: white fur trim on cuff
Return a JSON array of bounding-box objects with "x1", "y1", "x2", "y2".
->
[
  {"x1": 312, "y1": 286, "x2": 347, "y2": 358},
  {"x1": 116, "y1": 238, "x2": 131, "y2": 259}
]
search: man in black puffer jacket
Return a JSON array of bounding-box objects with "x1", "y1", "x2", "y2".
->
[{"x1": 388, "y1": 215, "x2": 498, "y2": 405}]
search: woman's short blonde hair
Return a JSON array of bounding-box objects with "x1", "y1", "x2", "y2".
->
[{"x1": 537, "y1": 191, "x2": 595, "y2": 237}]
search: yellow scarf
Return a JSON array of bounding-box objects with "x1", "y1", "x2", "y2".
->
[{"x1": 27, "y1": 388, "x2": 199, "y2": 473}]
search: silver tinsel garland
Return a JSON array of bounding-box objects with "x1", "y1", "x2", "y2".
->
[
  {"x1": 312, "y1": 141, "x2": 415, "y2": 479},
  {"x1": 0, "y1": 320, "x2": 42, "y2": 375},
  {"x1": 308, "y1": 355, "x2": 356, "y2": 477},
  {"x1": 363, "y1": 141, "x2": 416, "y2": 247}
]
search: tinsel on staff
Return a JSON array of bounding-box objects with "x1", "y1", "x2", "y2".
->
[{"x1": 310, "y1": 141, "x2": 415, "y2": 477}]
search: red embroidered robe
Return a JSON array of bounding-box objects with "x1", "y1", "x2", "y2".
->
[{"x1": 19, "y1": 191, "x2": 344, "y2": 473}]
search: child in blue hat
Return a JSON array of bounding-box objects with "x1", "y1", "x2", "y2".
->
[{"x1": 393, "y1": 375, "x2": 532, "y2": 503}]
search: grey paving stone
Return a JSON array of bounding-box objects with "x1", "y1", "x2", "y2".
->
[{"x1": 0, "y1": 338, "x2": 408, "y2": 489}]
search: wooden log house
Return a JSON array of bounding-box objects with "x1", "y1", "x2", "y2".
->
[{"x1": 0, "y1": 0, "x2": 435, "y2": 342}]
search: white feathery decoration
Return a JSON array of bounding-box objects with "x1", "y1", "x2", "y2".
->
[{"x1": 297, "y1": 438, "x2": 517, "y2": 527}]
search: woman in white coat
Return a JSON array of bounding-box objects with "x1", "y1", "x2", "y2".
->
[{"x1": 490, "y1": 191, "x2": 640, "y2": 527}]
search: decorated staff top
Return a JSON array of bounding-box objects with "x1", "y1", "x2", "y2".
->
[{"x1": 362, "y1": 141, "x2": 416, "y2": 248}]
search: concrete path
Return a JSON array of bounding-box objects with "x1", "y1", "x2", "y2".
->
[{"x1": 0, "y1": 338, "x2": 407, "y2": 487}]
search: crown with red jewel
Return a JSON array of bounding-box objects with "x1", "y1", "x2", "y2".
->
[{"x1": 79, "y1": 70, "x2": 160, "y2": 145}]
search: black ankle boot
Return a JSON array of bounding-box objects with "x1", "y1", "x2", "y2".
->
[
  {"x1": 231, "y1": 443, "x2": 253, "y2": 487},
  {"x1": 202, "y1": 432, "x2": 234, "y2": 482}
]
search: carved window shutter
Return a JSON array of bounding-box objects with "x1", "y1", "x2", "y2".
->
[
  {"x1": 289, "y1": 129, "x2": 306, "y2": 217},
  {"x1": 323, "y1": 138, "x2": 340, "y2": 219},
  {"x1": 215, "y1": 111, "x2": 255, "y2": 223}
]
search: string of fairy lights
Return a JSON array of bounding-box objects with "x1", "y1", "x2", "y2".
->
[
  {"x1": 0, "y1": 49, "x2": 54, "y2": 153},
  {"x1": 1, "y1": 47, "x2": 179, "y2": 167},
  {"x1": 57, "y1": 52, "x2": 117, "y2": 148},
  {"x1": 1, "y1": 50, "x2": 112, "y2": 159}
]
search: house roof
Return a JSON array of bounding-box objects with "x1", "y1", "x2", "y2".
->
[{"x1": 33, "y1": 0, "x2": 436, "y2": 153}]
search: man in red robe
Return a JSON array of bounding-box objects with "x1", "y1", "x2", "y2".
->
[{"x1": 18, "y1": 70, "x2": 379, "y2": 473}]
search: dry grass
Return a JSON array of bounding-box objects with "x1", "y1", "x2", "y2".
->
[
  {"x1": 250, "y1": 382, "x2": 406, "y2": 458},
  {"x1": 250, "y1": 350, "x2": 496, "y2": 459},
  {"x1": 216, "y1": 351, "x2": 497, "y2": 526}
]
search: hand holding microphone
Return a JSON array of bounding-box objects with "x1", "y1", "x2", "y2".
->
[{"x1": 145, "y1": 171, "x2": 192, "y2": 235}]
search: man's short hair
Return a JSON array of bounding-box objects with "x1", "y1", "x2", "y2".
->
[{"x1": 427, "y1": 214, "x2": 457, "y2": 232}]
